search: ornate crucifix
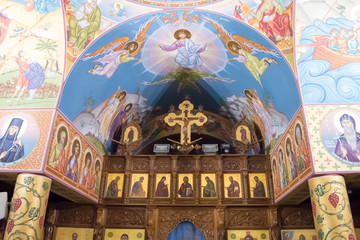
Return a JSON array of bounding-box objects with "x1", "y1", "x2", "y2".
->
[{"x1": 164, "y1": 100, "x2": 207, "y2": 151}]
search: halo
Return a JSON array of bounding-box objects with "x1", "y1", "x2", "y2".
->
[
  {"x1": 1, "y1": 116, "x2": 27, "y2": 139},
  {"x1": 83, "y1": 148, "x2": 93, "y2": 168},
  {"x1": 124, "y1": 103, "x2": 132, "y2": 112},
  {"x1": 95, "y1": 158, "x2": 101, "y2": 169},
  {"x1": 333, "y1": 109, "x2": 360, "y2": 133},
  {"x1": 351, "y1": 5, "x2": 360, "y2": 21},
  {"x1": 114, "y1": 2, "x2": 123, "y2": 10},
  {"x1": 71, "y1": 135, "x2": 82, "y2": 156},
  {"x1": 117, "y1": 91, "x2": 126, "y2": 102}
]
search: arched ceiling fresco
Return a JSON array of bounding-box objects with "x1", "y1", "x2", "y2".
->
[{"x1": 59, "y1": 10, "x2": 301, "y2": 154}]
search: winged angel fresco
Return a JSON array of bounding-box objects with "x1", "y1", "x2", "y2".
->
[
  {"x1": 84, "y1": 16, "x2": 157, "y2": 78},
  {"x1": 204, "y1": 17, "x2": 279, "y2": 86}
]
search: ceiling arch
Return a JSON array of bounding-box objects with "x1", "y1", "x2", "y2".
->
[{"x1": 59, "y1": 9, "x2": 301, "y2": 154}]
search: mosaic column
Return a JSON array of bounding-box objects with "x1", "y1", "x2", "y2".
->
[
  {"x1": 308, "y1": 175, "x2": 356, "y2": 240},
  {"x1": 4, "y1": 174, "x2": 51, "y2": 240}
]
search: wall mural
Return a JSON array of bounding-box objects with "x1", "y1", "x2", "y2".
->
[
  {"x1": 270, "y1": 109, "x2": 312, "y2": 201},
  {"x1": 0, "y1": 110, "x2": 54, "y2": 171},
  {"x1": 64, "y1": 0, "x2": 157, "y2": 72},
  {"x1": 202, "y1": 0, "x2": 295, "y2": 67},
  {"x1": 45, "y1": 112, "x2": 103, "y2": 200},
  {"x1": 60, "y1": 10, "x2": 301, "y2": 154},
  {"x1": 306, "y1": 105, "x2": 360, "y2": 173},
  {"x1": 0, "y1": 0, "x2": 64, "y2": 108},
  {"x1": 296, "y1": 1, "x2": 360, "y2": 104}
]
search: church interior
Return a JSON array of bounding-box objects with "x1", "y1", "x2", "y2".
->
[{"x1": 0, "y1": 0, "x2": 360, "y2": 239}]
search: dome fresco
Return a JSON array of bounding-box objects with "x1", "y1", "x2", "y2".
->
[{"x1": 59, "y1": 9, "x2": 301, "y2": 154}]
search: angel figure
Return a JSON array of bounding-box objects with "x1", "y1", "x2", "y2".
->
[
  {"x1": 245, "y1": 89, "x2": 273, "y2": 146},
  {"x1": 85, "y1": 16, "x2": 157, "y2": 78},
  {"x1": 96, "y1": 87, "x2": 126, "y2": 142},
  {"x1": 204, "y1": 17, "x2": 279, "y2": 86},
  {"x1": 159, "y1": 29, "x2": 206, "y2": 69}
]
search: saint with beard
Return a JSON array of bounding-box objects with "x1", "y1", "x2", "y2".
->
[
  {"x1": 48, "y1": 127, "x2": 68, "y2": 172},
  {"x1": 335, "y1": 114, "x2": 360, "y2": 162},
  {"x1": 65, "y1": 140, "x2": 80, "y2": 182},
  {"x1": 0, "y1": 118, "x2": 24, "y2": 163}
]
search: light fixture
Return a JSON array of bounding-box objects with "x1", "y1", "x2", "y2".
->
[
  {"x1": 153, "y1": 144, "x2": 170, "y2": 154},
  {"x1": 220, "y1": 144, "x2": 230, "y2": 154},
  {"x1": 202, "y1": 144, "x2": 218, "y2": 155}
]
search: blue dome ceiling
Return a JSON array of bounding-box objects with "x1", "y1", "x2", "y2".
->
[{"x1": 59, "y1": 9, "x2": 301, "y2": 154}]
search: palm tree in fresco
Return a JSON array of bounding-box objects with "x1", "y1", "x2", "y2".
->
[{"x1": 35, "y1": 38, "x2": 59, "y2": 72}]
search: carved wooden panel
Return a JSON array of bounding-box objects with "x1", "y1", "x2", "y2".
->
[
  {"x1": 279, "y1": 207, "x2": 314, "y2": 227},
  {"x1": 158, "y1": 208, "x2": 215, "y2": 240},
  {"x1": 106, "y1": 207, "x2": 146, "y2": 227},
  {"x1": 105, "y1": 157, "x2": 126, "y2": 171},
  {"x1": 200, "y1": 158, "x2": 218, "y2": 172},
  {"x1": 154, "y1": 157, "x2": 172, "y2": 172},
  {"x1": 222, "y1": 160, "x2": 240, "y2": 171},
  {"x1": 247, "y1": 157, "x2": 268, "y2": 171},
  {"x1": 226, "y1": 208, "x2": 269, "y2": 228},
  {"x1": 56, "y1": 206, "x2": 96, "y2": 226},
  {"x1": 177, "y1": 157, "x2": 195, "y2": 172},
  {"x1": 132, "y1": 158, "x2": 150, "y2": 171}
]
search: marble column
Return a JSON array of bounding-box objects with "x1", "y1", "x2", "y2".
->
[
  {"x1": 4, "y1": 174, "x2": 51, "y2": 240},
  {"x1": 308, "y1": 175, "x2": 356, "y2": 240}
]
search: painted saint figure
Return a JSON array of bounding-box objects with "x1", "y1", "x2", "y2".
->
[
  {"x1": 160, "y1": 29, "x2": 206, "y2": 69},
  {"x1": 252, "y1": 176, "x2": 266, "y2": 197},
  {"x1": 92, "y1": 160, "x2": 101, "y2": 194},
  {"x1": 8, "y1": 51, "x2": 29, "y2": 103},
  {"x1": 96, "y1": 88, "x2": 126, "y2": 142},
  {"x1": 106, "y1": 176, "x2": 121, "y2": 197},
  {"x1": 294, "y1": 124, "x2": 309, "y2": 172},
  {"x1": 272, "y1": 158, "x2": 281, "y2": 194},
  {"x1": 67, "y1": 0, "x2": 101, "y2": 56},
  {"x1": 127, "y1": 127, "x2": 134, "y2": 144},
  {"x1": 131, "y1": 176, "x2": 146, "y2": 197},
  {"x1": 286, "y1": 138, "x2": 298, "y2": 181},
  {"x1": 328, "y1": 29, "x2": 341, "y2": 52},
  {"x1": 120, "y1": 234, "x2": 129, "y2": 240},
  {"x1": 279, "y1": 149, "x2": 288, "y2": 189},
  {"x1": 155, "y1": 176, "x2": 169, "y2": 197},
  {"x1": 84, "y1": 16, "x2": 157, "y2": 78},
  {"x1": 240, "y1": 126, "x2": 247, "y2": 142},
  {"x1": 48, "y1": 127, "x2": 68, "y2": 173},
  {"x1": 0, "y1": 118, "x2": 24, "y2": 163},
  {"x1": 335, "y1": 114, "x2": 360, "y2": 162},
  {"x1": 255, "y1": 0, "x2": 292, "y2": 45},
  {"x1": 79, "y1": 152, "x2": 92, "y2": 189},
  {"x1": 228, "y1": 41, "x2": 277, "y2": 85},
  {"x1": 72, "y1": 233, "x2": 78, "y2": 240},
  {"x1": 347, "y1": 29, "x2": 358, "y2": 55},
  {"x1": 89, "y1": 41, "x2": 141, "y2": 78},
  {"x1": 203, "y1": 176, "x2": 216, "y2": 197},
  {"x1": 178, "y1": 176, "x2": 193, "y2": 197},
  {"x1": 65, "y1": 140, "x2": 80, "y2": 182},
  {"x1": 24, "y1": 58, "x2": 45, "y2": 101},
  {"x1": 226, "y1": 176, "x2": 240, "y2": 197}
]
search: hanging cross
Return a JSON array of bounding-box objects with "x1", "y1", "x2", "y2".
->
[{"x1": 164, "y1": 100, "x2": 207, "y2": 145}]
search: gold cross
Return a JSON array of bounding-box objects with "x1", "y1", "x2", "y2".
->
[{"x1": 164, "y1": 100, "x2": 207, "y2": 145}]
